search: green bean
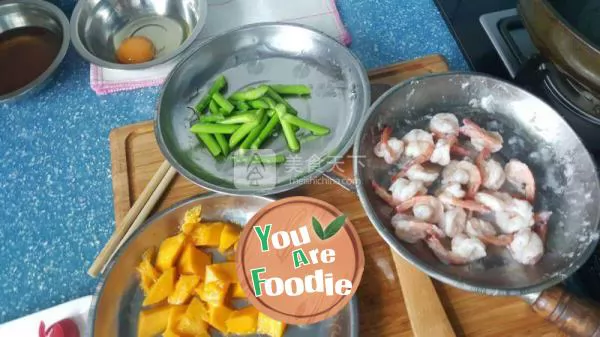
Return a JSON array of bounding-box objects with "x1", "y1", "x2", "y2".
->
[
  {"x1": 263, "y1": 97, "x2": 277, "y2": 109},
  {"x1": 229, "y1": 121, "x2": 259, "y2": 148},
  {"x1": 209, "y1": 100, "x2": 220, "y2": 115},
  {"x1": 214, "y1": 134, "x2": 230, "y2": 156},
  {"x1": 271, "y1": 84, "x2": 311, "y2": 96},
  {"x1": 248, "y1": 99, "x2": 269, "y2": 110},
  {"x1": 281, "y1": 114, "x2": 330, "y2": 136},
  {"x1": 240, "y1": 111, "x2": 268, "y2": 150},
  {"x1": 190, "y1": 123, "x2": 241, "y2": 134},
  {"x1": 195, "y1": 75, "x2": 227, "y2": 113},
  {"x1": 230, "y1": 86, "x2": 269, "y2": 101},
  {"x1": 232, "y1": 154, "x2": 286, "y2": 165},
  {"x1": 196, "y1": 133, "x2": 221, "y2": 157},
  {"x1": 212, "y1": 92, "x2": 234, "y2": 114},
  {"x1": 266, "y1": 86, "x2": 298, "y2": 115},
  {"x1": 251, "y1": 113, "x2": 280, "y2": 150},
  {"x1": 234, "y1": 100, "x2": 250, "y2": 112},
  {"x1": 275, "y1": 104, "x2": 300, "y2": 152},
  {"x1": 198, "y1": 114, "x2": 225, "y2": 123},
  {"x1": 217, "y1": 112, "x2": 259, "y2": 125}
]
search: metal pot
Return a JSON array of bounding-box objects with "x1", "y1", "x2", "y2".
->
[{"x1": 519, "y1": 0, "x2": 600, "y2": 97}]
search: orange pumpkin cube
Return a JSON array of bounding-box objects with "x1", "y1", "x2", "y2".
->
[
  {"x1": 168, "y1": 274, "x2": 200, "y2": 305},
  {"x1": 143, "y1": 267, "x2": 176, "y2": 306},
  {"x1": 218, "y1": 224, "x2": 241, "y2": 253},
  {"x1": 199, "y1": 280, "x2": 230, "y2": 306},
  {"x1": 178, "y1": 243, "x2": 211, "y2": 278},
  {"x1": 257, "y1": 312, "x2": 287, "y2": 337},
  {"x1": 226, "y1": 306, "x2": 259, "y2": 335},
  {"x1": 137, "y1": 305, "x2": 171, "y2": 337},
  {"x1": 185, "y1": 297, "x2": 209, "y2": 323},
  {"x1": 163, "y1": 305, "x2": 186, "y2": 337},
  {"x1": 137, "y1": 248, "x2": 160, "y2": 295},
  {"x1": 191, "y1": 223, "x2": 224, "y2": 247},
  {"x1": 205, "y1": 262, "x2": 238, "y2": 284},
  {"x1": 207, "y1": 304, "x2": 233, "y2": 333},
  {"x1": 231, "y1": 283, "x2": 246, "y2": 298},
  {"x1": 181, "y1": 206, "x2": 202, "y2": 234},
  {"x1": 155, "y1": 233, "x2": 187, "y2": 271}
]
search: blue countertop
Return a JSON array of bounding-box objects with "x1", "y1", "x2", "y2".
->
[{"x1": 0, "y1": 0, "x2": 467, "y2": 323}]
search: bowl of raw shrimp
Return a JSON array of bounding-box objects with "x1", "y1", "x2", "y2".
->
[{"x1": 353, "y1": 72, "x2": 600, "y2": 296}]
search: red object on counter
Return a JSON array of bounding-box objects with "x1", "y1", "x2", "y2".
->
[{"x1": 39, "y1": 319, "x2": 79, "y2": 337}]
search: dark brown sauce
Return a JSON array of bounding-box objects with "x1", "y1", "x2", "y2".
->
[{"x1": 0, "y1": 27, "x2": 61, "y2": 96}]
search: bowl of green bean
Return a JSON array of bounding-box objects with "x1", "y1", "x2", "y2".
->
[{"x1": 156, "y1": 22, "x2": 370, "y2": 195}]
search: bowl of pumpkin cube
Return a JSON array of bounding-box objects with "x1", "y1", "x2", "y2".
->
[{"x1": 88, "y1": 193, "x2": 359, "y2": 337}]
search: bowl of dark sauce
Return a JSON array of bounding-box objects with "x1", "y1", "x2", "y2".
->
[{"x1": 0, "y1": 0, "x2": 70, "y2": 103}]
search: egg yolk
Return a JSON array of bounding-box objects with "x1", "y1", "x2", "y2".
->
[{"x1": 116, "y1": 36, "x2": 156, "y2": 64}]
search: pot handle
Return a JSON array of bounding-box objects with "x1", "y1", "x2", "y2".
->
[{"x1": 527, "y1": 285, "x2": 600, "y2": 337}]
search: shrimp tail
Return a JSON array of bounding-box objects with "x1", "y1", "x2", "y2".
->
[
  {"x1": 480, "y1": 234, "x2": 513, "y2": 246},
  {"x1": 425, "y1": 236, "x2": 468, "y2": 265},
  {"x1": 534, "y1": 211, "x2": 552, "y2": 244},
  {"x1": 371, "y1": 180, "x2": 399, "y2": 207},
  {"x1": 393, "y1": 143, "x2": 435, "y2": 182}
]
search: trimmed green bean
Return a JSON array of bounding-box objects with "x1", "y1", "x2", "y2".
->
[
  {"x1": 232, "y1": 154, "x2": 287, "y2": 165},
  {"x1": 266, "y1": 86, "x2": 298, "y2": 115},
  {"x1": 271, "y1": 84, "x2": 311, "y2": 96},
  {"x1": 275, "y1": 104, "x2": 300, "y2": 152},
  {"x1": 198, "y1": 114, "x2": 225, "y2": 123},
  {"x1": 251, "y1": 113, "x2": 280, "y2": 150},
  {"x1": 248, "y1": 99, "x2": 269, "y2": 110},
  {"x1": 263, "y1": 97, "x2": 277, "y2": 109},
  {"x1": 234, "y1": 100, "x2": 250, "y2": 112},
  {"x1": 212, "y1": 92, "x2": 234, "y2": 114},
  {"x1": 229, "y1": 121, "x2": 259, "y2": 148},
  {"x1": 214, "y1": 133, "x2": 230, "y2": 156},
  {"x1": 217, "y1": 112, "x2": 259, "y2": 125},
  {"x1": 240, "y1": 111, "x2": 268, "y2": 150},
  {"x1": 190, "y1": 123, "x2": 241, "y2": 134},
  {"x1": 209, "y1": 100, "x2": 220, "y2": 115},
  {"x1": 281, "y1": 114, "x2": 330, "y2": 136},
  {"x1": 195, "y1": 75, "x2": 227, "y2": 113},
  {"x1": 196, "y1": 133, "x2": 221, "y2": 157},
  {"x1": 230, "y1": 86, "x2": 269, "y2": 101}
]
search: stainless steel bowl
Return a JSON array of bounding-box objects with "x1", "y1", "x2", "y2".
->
[
  {"x1": 89, "y1": 193, "x2": 359, "y2": 337},
  {"x1": 156, "y1": 23, "x2": 370, "y2": 196},
  {"x1": 0, "y1": 0, "x2": 69, "y2": 103},
  {"x1": 70, "y1": 0, "x2": 207, "y2": 70},
  {"x1": 354, "y1": 72, "x2": 600, "y2": 296}
]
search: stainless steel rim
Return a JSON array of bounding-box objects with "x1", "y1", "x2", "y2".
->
[
  {"x1": 70, "y1": 0, "x2": 208, "y2": 70},
  {"x1": 353, "y1": 71, "x2": 600, "y2": 296},
  {"x1": 155, "y1": 22, "x2": 370, "y2": 196},
  {"x1": 0, "y1": 0, "x2": 70, "y2": 103}
]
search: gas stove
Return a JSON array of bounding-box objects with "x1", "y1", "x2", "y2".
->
[{"x1": 435, "y1": 0, "x2": 600, "y2": 302}]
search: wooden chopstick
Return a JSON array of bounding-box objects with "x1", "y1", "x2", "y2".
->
[{"x1": 87, "y1": 160, "x2": 176, "y2": 277}]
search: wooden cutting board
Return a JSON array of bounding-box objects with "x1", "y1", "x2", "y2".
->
[{"x1": 108, "y1": 55, "x2": 562, "y2": 337}]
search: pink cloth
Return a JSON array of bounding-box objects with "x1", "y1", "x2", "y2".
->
[{"x1": 90, "y1": 0, "x2": 350, "y2": 95}]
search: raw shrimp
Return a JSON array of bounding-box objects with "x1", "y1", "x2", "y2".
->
[
  {"x1": 404, "y1": 164, "x2": 440, "y2": 186},
  {"x1": 371, "y1": 180, "x2": 400, "y2": 207},
  {"x1": 466, "y1": 218, "x2": 513, "y2": 246},
  {"x1": 395, "y1": 129, "x2": 435, "y2": 177},
  {"x1": 437, "y1": 183, "x2": 466, "y2": 200},
  {"x1": 476, "y1": 149, "x2": 506, "y2": 191},
  {"x1": 438, "y1": 193, "x2": 491, "y2": 213},
  {"x1": 429, "y1": 113, "x2": 460, "y2": 137},
  {"x1": 389, "y1": 178, "x2": 427, "y2": 203},
  {"x1": 430, "y1": 137, "x2": 455, "y2": 166},
  {"x1": 392, "y1": 213, "x2": 444, "y2": 244},
  {"x1": 474, "y1": 191, "x2": 511, "y2": 212},
  {"x1": 508, "y1": 228, "x2": 544, "y2": 265},
  {"x1": 505, "y1": 159, "x2": 536, "y2": 203},
  {"x1": 426, "y1": 235, "x2": 486, "y2": 265},
  {"x1": 396, "y1": 196, "x2": 444, "y2": 224},
  {"x1": 441, "y1": 160, "x2": 481, "y2": 198},
  {"x1": 495, "y1": 200, "x2": 535, "y2": 234},
  {"x1": 374, "y1": 126, "x2": 405, "y2": 164},
  {"x1": 460, "y1": 118, "x2": 503, "y2": 153},
  {"x1": 440, "y1": 208, "x2": 467, "y2": 237}
]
